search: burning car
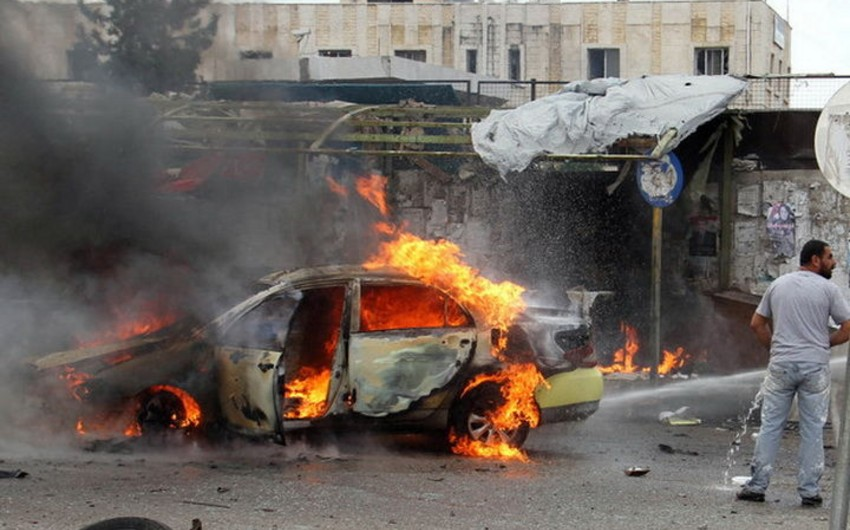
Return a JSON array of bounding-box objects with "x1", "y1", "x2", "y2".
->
[{"x1": 28, "y1": 265, "x2": 602, "y2": 456}]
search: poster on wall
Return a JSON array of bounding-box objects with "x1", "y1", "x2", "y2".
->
[
  {"x1": 689, "y1": 215, "x2": 718, "y2": 256},
  {"x1": 766, "y1": 202, "x2": 795, "y2": 259}
]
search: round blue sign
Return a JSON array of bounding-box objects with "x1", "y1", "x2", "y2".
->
[{"x1": 636, "y1": 152, "x2": 684, "y2": 208}]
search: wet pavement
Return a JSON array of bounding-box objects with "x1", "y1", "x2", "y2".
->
[{"x1": 0, "y1": 369, "x2": 843, "y2": 530}]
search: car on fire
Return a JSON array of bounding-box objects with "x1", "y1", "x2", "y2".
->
[{"x1": 29, "y1": 265, "x2": 603, "y2": 452}]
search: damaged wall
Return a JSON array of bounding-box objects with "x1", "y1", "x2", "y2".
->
[{"x1": 731, "y1": 168, "x2": 850, "y2": 297}]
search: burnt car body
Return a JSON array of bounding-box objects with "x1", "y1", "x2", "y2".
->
[{"x1": 30, "y1": 265, "x2": 603, "y2": 449}]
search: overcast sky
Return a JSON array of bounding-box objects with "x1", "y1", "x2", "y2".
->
[{"x1": 764, "y1": 0, "x2": 848, "y2": 74}]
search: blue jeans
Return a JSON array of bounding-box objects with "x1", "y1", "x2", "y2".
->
[{"x1": 745, "y1": 362, "x2": 831, "y2": 498}]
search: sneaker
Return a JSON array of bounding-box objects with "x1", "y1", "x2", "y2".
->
[
  {"x1": 801, "y1": 495, "x2": 823, "y2": 507},
  {"x1": 736, "y1": 489, "x2": 765, "y2": 502}
]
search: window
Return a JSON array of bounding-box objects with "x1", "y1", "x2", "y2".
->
[
  {"x1": 220, "y1": 294, "x2": 299, "y2": 350},
  {"x1": 319, "y1": 49, "x2": 352, "y2": 58},
  {"x1": 773, "y1": 14, "x2": 786, "y2": 49},
  {"x1": 394, "y1": 50, "x2": 426, "y2": 62},
  {"x1": 694, "y1": 48, "x2": 729, "y2": 75},
  {"x1": 359, "y1": 284, "x2": 473, "y2": 332},
  {"x1": 508, "y1": 47, "x2": 521, "y2": 81},
  {"x1": 466, "y1": 49, "x2": 478, "y2": 74},
  {"x1": 240, "y1": 50, "x2": 273, "y2": 60},
  {"x1": 588, "y1": 48, "x2": 620, "y2": 79}
]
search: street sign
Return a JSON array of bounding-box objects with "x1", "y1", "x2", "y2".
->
[{"x1": 636, "y1": 152, "x2": 684, "y2": 207}]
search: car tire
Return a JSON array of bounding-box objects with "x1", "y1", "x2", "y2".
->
[
  {"x1": 448, "y1": 381, "x2": 530, "y2": 449},
  {"x1": 79, "y1": 517, "x2": 174, "y2": 530}
]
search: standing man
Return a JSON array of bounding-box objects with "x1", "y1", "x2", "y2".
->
[{"x1": 737, "y1": 239, "x2": 850, "y2": 506}]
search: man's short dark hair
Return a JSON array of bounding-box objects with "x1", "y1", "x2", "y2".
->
[{"x1": 800, "y1": 239, "x2": 830, "y2": 265}]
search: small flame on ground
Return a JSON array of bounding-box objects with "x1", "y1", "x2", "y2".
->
[
  {"x1": 598, "y1": 322, "x2": 641, "y2": 374},
  {"x1": 599, "y1": 322, "x2": 703, "y2": 376},
  {"x1": 448, "y1": 433, "x2": 529, "y2": 462},
  {"x1": 75, "y1": 411, "x2": 141, "y2": 438}
]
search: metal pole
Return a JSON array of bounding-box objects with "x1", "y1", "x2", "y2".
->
[
  {"x1": 829, "y1": 354, "x2": 850, "y2": 529},
  {"x1": 649, "y1": 206, "x2": 662, "y2": 384},
  {"x1": 719, "y1": 125, "x2": 734, "y2": 290}
]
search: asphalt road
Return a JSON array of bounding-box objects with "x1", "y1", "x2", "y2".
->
[{"x1": 0, "y1": 369, "x2": 843, "y2": 530}]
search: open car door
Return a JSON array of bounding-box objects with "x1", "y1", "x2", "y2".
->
[
  {"x1": 214, "y1": 293, "x2": 299, "y2": 437},
  {"x1": 215, "y1": 286, "x2": 348, "y2": 437}
]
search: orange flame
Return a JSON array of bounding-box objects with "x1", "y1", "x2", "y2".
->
[
  {"x1": 75, "y1": 410, "x2": 141, "y2": 438},
  {"x1": 74, "y1": 385, "x2": 201, "y2": 439},
  {"x1": 77, "y1": 302, "x2": 178, "y2": 348},
  {"x1": 325, "y1": 176, "x2": 349, "y2": 198},
  {"x1": 60, "y1": 366, "x2": 92, "y2": 401},
  {"x1": 147, "y1": 385, "x2": 202, "y2": 429},
  {"x1": 364, "y1": 230, "x2": 525, "y2": 333},
  {"x1": 599, "y1": 322, "x2": 701, "y2": 376},
  {"x1": 598, "y1": 322, "x2": 642, "y2": 374},
  {"x1": 449, "y1": 433, "x2": 529, "y2": 462},
  {"x1": 357, "y1": 172, "x2": 539, "y2": 460},
  {"x1": 449, "y1": 364, "x2": 545, "y2": 461},
  {"x1": 461, "y1": 364, "x2": 544, "y2": 430},
  {"x1": 356, "y1": 173, "x2": 389, "y2": 216},
  {"x1": 284, "y1": 366, "x2": 332, "y2": 419}
]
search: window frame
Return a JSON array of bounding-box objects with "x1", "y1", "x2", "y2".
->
[
  {"x1": 394, "y1": 49, "x2": 427, "y2": 63},
  {"x1": 508, "y1": 47, "x2": 521, "y2": 81},
  {"x1": 318, "y1": 49, "x2": 353, "y2": 58},
  {"x1": 357, "y1": 282, "x2": 474, "y2": 333},
  {"x1": 466, "y1": 49, "x2": 478, "y2": 74},
  {"x1": 587, "y1": 48, "x2": 620, "y2": 79},
  {"x1": 694, "y1": 47, "x2": 729, "y2": 75}
]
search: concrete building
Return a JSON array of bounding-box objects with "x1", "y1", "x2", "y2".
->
[{"x1": 9, "y1": 1, "x2": 791, "y2": 101}]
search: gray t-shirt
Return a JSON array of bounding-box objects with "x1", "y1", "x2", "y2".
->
[{"x1": 756, "y1": 270, "x2": 850, "y2": 364}]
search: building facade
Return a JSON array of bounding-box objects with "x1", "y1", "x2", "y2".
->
[{"x1": 9, "y1": 1, "x2": 790, "y2": 91}]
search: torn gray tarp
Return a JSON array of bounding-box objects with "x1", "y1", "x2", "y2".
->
[{"x1": 470, "y1": 75, "x2": 747, "y2": 178}]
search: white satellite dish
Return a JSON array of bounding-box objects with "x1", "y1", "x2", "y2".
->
[{"x1": 815, "y1": 81, "x2": 850, "y2": 197}]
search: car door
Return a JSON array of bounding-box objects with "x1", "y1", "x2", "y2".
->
[
  {"x1": 347, "y1": 281, "x2": 476, "y2": 417},
  {"x1": 214, "y1": 285, "x2": 349, "y2": 436},
  {"x1": 214, "y1": 293, "x2": 298, "y2": 437}
]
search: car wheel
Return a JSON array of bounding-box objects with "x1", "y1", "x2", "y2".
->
[
  {"x1": 79, "y1": 517, "x2": 173, "y2": 530},
  {"x1": 449, "y1": 382, "x2": 530, "y2": 449},
  {"x1": 138, "y1": 389, "x2": 188, "y2": 431}
]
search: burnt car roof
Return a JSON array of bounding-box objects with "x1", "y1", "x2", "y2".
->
[{"x1": 257, "y1": 264, "x2": 416, "y2": 287}]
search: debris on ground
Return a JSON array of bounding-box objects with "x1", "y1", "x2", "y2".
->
[
  {"x1": 658, "y1": 406, "x2": 702, "y2": 426},
  {"x1": 658, "y1": 443, "x2": 699, "y2": 456},
  {"x1": 624, "y1": 466, "x2": 650, "y2": 477}
]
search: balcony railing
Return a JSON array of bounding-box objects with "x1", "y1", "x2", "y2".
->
[{"x1": 471, "y1": 75, "x2": 850, "y2": 111}]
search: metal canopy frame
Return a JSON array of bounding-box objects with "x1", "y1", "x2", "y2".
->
[{"x1": 149, "y1": 99, "x2": 669, "y2": 163}]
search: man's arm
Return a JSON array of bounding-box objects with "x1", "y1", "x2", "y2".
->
[
  {"x1": 750, "y1": 312, "x2": 772, "y2": 349},
  {"x1": 830, "y1": 320, "x2": 850, "y2": 346}
]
